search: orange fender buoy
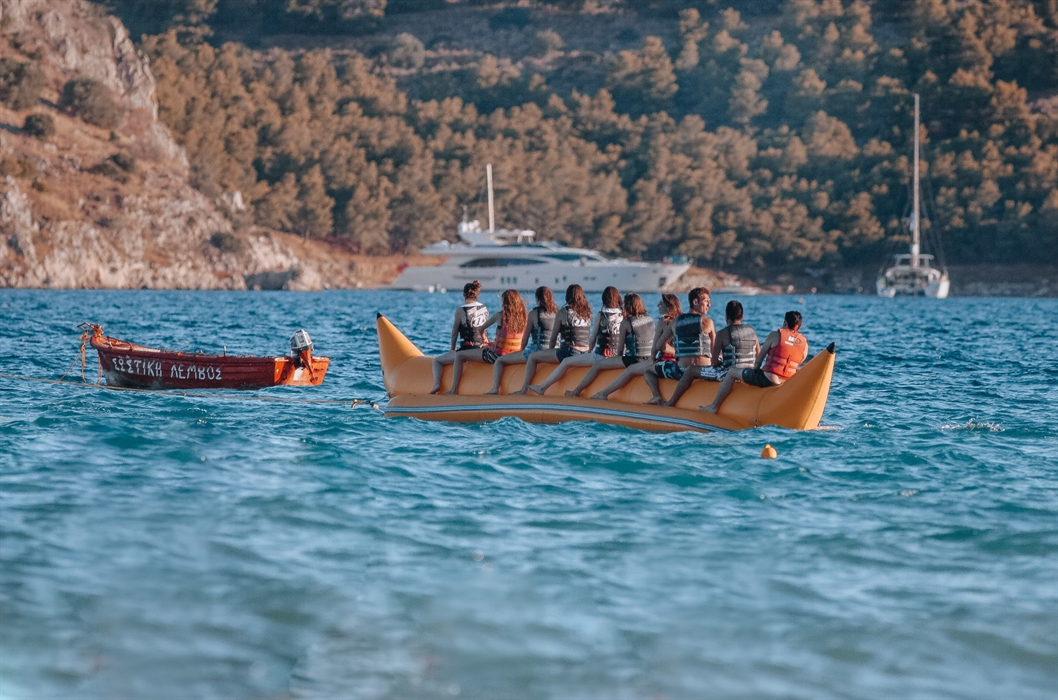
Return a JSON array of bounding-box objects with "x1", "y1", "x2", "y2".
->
[{"x1": 761, "y1": 444, "x2": 777, "y2": 459}]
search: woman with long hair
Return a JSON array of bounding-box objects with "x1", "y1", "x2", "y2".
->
[
  {"x1": 429, "y1": 280, "x2": 489, "y2": 394},
  {"x1": 566, "y1": 293, "x2": 655, "y2": 397},
  {"x1": 485, "y1": 286, "x2": 557, "y2": 395},
  {"x1": 446, "y1": 290, "x2": 528, "y2": 394},
  {"x1": 513, "y1": 284, "x2": 592, "y2": 395},
  {"x1": 525, "y1": 286, "x2": 622, "y2": 396},
  {"x1": 590, "y1": 293, "x2": 682, "y2": 401}
]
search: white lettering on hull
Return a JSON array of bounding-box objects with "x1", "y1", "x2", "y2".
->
[
  {"x1": 168, "y1": 362, "x2": 222, "y2": 381},
  {"x1": 111, "y1": 356, "x2": 222, "y2": 382},
  {"x1": 111, "y1": 355, "x2": 164, "y2": 378}
]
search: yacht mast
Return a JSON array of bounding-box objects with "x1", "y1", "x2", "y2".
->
[
  {"x1": 911, "y1": 93, "x2": 920, "y2": 269},
  {"x1": 486, "y1": 163, "x2": 495, "y2": 232}
]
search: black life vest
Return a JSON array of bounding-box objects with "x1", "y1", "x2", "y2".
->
[
  {"x1": 528, "y1": 308, "x2": 556, "y2": 351},
  {"x1": 457, "y1": 301, "x2": 490, "y2": 349},
  {"x1": 624, "y1": 315, "x2": 655, "y2": 360},
  {"x1": 674, "y1": 313, "x2": 709, "y2": 358},
  {"x1": 559, "y1": 306, "x2": 591, "y2": 348},
  {"x1": 721, "y1": 324, "x2": 758, "y2": 369},
  {"x1": 594, "y1": 307, "x2": 624, "y2": 356}
]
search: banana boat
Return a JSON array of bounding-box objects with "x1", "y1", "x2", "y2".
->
[{"x1": 377, "y1": 314, "x2": 835, "y2": 433}]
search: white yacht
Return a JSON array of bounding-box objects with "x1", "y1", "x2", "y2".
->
[
  {"x1": 877, "y1": 94, "x2": 951, "y2": 299},
  {"x1": 392, "y1": 165, "x2": 691, "y2": 293}
]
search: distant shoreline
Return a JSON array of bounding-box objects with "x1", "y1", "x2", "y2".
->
[{"x1": 2, "y1": 262, "x2": 1054, "y2": 296}]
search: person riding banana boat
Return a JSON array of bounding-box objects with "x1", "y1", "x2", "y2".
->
[
  {"x1": 589, "y1": 293, "x2": 681, "y2": 401},
  {"x1": 447, "y1": 289, "x2": 528, "y2": 395},
  {"x1": 702, "y1": 310, "x2": 808, "y2": 414},
  {"x1": 565, "y1": 293, "x2": 654, "y2": 398},
  {"x1": 512, "y1": 284, "x2": 593, "y2": 395},
  {"x1": 485, "y1": 286, "x2": 557, "y2": 396},
  {"x1": 643, "y1": 287, "x2": 716, "y2": 405},
  {"x1": 525, "y1": 286, "x2": 624, "y2": 396},
  {"x1": 429, "y1": 280, "x2": 489, "y2": 394},
  {"x1": 663, "y1": 299, "x2": 759, "y2": 407}
]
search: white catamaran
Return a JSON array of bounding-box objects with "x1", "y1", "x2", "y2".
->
[
  {"x1": 877, "y1": 94, "x2": 951, "y2": 298},
  {"x1": 391, "y1": 165, "x2": 691, "y2": 293}
]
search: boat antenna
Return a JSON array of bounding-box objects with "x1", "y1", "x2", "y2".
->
[
  {"x1": 911, "y1": 93, "x2": 920, "y2": 270},
  {"x1": 486, "y1": 163, "x2": 495, "y2": 232},
  {"x1": 462, "y1": 204, "x2": 468, "y2": 223}
]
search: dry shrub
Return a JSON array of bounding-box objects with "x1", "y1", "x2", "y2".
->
[
  {"x1": 60, "y1": 78, "x2": 121, "y2": 129},
  {"x1": 89, "y1": 159, "x2": 129, "y2": 184},
  {"x1": 0, "y1": 157, "x2": 38, "y2": 179},
  {"x1": 22, "y1": 112, "x2": 55, "y2": 139},
  {"x1": 0, "y1": 57, "x2": 45, "y2": 110},
  {"x1": 209, "y1": 231, "x2": 244, "y2": 253}
]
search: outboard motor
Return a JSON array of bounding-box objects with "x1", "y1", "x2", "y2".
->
[{"x1": 290, "y1": 329, "x2": 314, "y2": 368}]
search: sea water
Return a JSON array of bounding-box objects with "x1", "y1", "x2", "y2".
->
[{"x1": 1, "y1": 290, "x2": 1055, "y2": 699}]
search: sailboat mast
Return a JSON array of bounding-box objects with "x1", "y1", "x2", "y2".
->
[
  {"x1": 486, "y1": 163, "x2": 495, "y2": 232},
  {"x1": 911, "y1": 93, "x2": 920, "y2": 269}
]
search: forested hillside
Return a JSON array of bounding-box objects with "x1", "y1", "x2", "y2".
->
[{"x1": 99, "y1": 0, "x2": 1057, "y2": 271}]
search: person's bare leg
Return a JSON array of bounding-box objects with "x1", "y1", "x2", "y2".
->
[
  {"x1": 531, "y1": 353, "x2": 594, "y2": 395},
  {"x1": 702, "y1": 372, "x2": 739, "y2": 413},
  {"x1": 567, "y1": 362, "x2": 602, "y2": 397},
  {"x1": 514, "y1": 350, "x2": 553, "y2": 395},
  {"x1": 446, "y1": 354, "x2": 468, "y2": 395},
  {"x1": 430, "y1": 352, "x2": 454, "y2": 394},
  {"x1": 486, "y1": 354, "x2": 524, "y2": 395},
  {"x1": 664, "y1": 369, "x2": 697, "y2": 407},
  {"x1": 568, "y1": 357, "x2": 623, "y2": 397},
  {"x1": 644, "y1": 368, "x2": 664, "y2": 405},
  {"x1": 447, "y1": 351, "x2": 487, "y2": 395},
  {"x1": 590, "y1": 361, "x2": 647, "y2": 400}
]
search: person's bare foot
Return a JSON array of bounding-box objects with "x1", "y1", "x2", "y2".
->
[
  {"x1": 511, "y1": 388, "x2": 528, "y2": 396},
  {"x1": 662, "y1": 399, "x2": 675, "y2": 407},
  {"x1": 428, "y1": 386, "x2": 441, "y2": 395},
  {"x1": 589, "y1": 392, "x2": 607, "y2": 401},
  {"x1": 444, "y1": 389, "x2": 458, "y2": 396},
  {"x1": 645, "y1": 396, "x2": 663, "y2": 405},
  {"x1": 528, "y1": 385, "x2": 544, "y2": 395},
  {"x1": 701, "y1": 404, "x2": 718, "y2": 414},
  {"x1": 484, "y1": 389, "x2": 499, "y2": 395},
  {"x1": 564, "y1": 390, "x2": 579, "y2": 398}
]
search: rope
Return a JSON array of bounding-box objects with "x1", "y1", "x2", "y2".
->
[{"x1": 0, "y1": 373, "x2": 382, "y2": 409}]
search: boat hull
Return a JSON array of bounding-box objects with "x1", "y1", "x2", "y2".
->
[
  {"x1": 392, "y1": 261, "x2": 691, "y2": 293},
  {"x1": 90, "y1": 335, "x2": 330, "y2": 390},
  {"x1": 377, "y1": 315, "x2": 834, "y2": 433},
  {"x1": 876, "y1": 274, "x2": 950, "y2": 298}
]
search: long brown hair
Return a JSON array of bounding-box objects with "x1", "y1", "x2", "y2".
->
[
  {"x1": 602, "y1": 286, "x2": 621, "y2": 309},
  {"x1": 660, "y1": 293, "x2": 682, "y2": 322},
  {"x1": 624, "y1": 293, "x2": 647, "y2": 318},
  {"x1": 535, "y1": 286, "x2": 557, "y2": 314},
  {"x1": 500, "y1": 289, "x2": 527, "y2": 334},
  {"x1": 565, "y1": 284, "x2": 591, "y2": 321}
]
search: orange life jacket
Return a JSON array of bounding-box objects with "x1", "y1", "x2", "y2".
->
[
  {"x1": 762, "y1": 328, "x2": 808, "y2": 380},
  {"x1": 490, "y1": 326, "x2": 523, "y2": 356}
]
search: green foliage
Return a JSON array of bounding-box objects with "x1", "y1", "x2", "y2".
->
[
  {"x1": 60, "y1": 78, "x2": 121, "y2": 129},
  {"x1": 22, "y1": 113, "x2": 55, "y2": 139},
  {"x1": 209, "y1": 231, "x2": 244, "y2": 253},
  {"x1": 129, "y1": 0, "x2": 1056, "y2": 268},
  {"x1": 89, "y1": 159, "x2": 129, "y2": 184},
  {"x1": 389, "y1": 32, "x2": 425, "y2": 69},
  {"x1": 534, "y1": 29, "x2": 564, "y2": 56},
  {"x1": 0, "y1": 57, "x2": 45, "y2": 111}
]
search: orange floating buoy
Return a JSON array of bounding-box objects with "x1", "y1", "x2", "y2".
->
[{"x1": 761, "y1": 444, "x2": 777, "y2": 459}]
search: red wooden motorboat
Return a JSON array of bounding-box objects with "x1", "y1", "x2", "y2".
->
[{"x1": 81, "y1": 324, "x2": 330, "y2": 390}]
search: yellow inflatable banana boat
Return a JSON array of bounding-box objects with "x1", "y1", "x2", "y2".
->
[{"x1": 377, "y1": 314, "x2": 835, "y2": 433}]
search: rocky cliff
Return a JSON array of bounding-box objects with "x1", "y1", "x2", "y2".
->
[{"x1": 0, "y1": 0, "x2": 363, "y2": 289}]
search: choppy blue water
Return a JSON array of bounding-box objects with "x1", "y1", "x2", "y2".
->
[{"x1": 1, "y1": 290, "x2": 1056, "y2": 699}]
